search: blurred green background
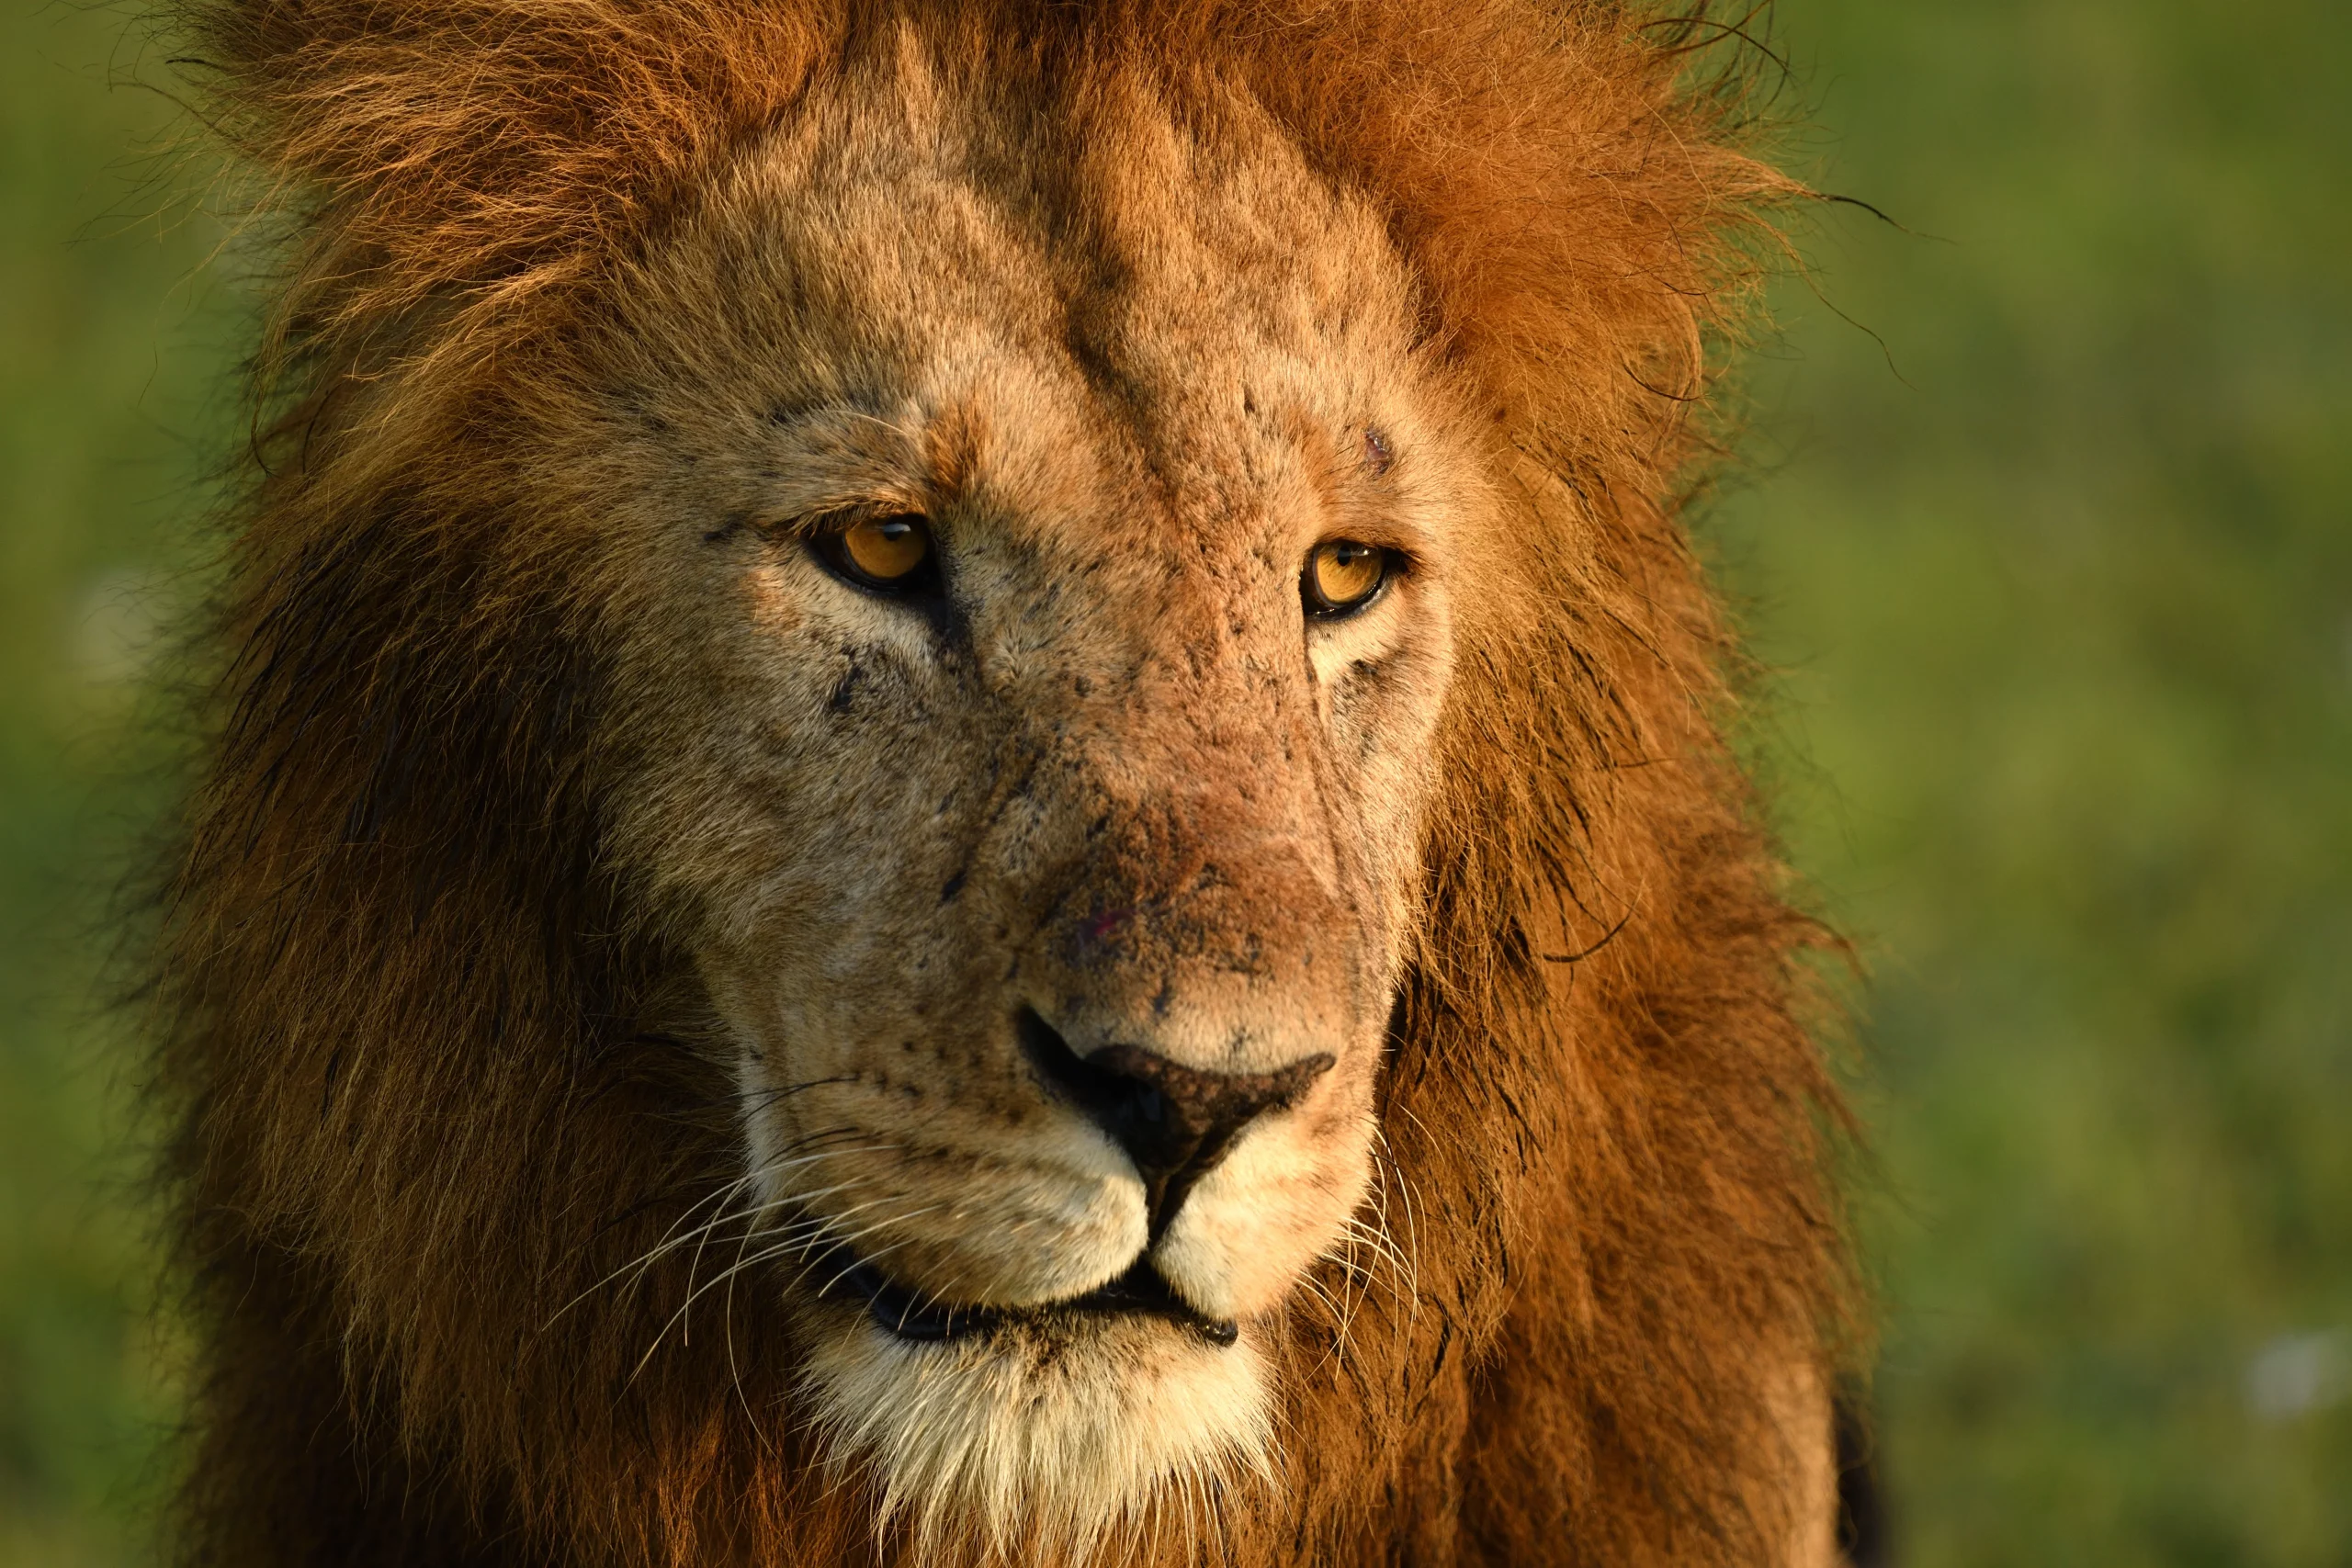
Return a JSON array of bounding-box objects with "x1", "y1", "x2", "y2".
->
[{"x1": 1, "y1": 0, "x2": 2346, "y2": 1562}]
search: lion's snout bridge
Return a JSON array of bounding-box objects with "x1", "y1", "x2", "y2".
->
[{"x1": 1016, "y1": 1007, "x2": 1335, "y2": 1239}]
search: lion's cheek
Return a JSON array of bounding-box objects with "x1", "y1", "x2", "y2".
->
[
  {"x1": 843, "y1": 1156, "x2": 1149, "y2": 1308},
  {"x1": 1152, "y1": 1111, "x2": 1374, "y2": 1321},
  {"x1": 758, "y1": 1091, "x2": 1153, "y2": 1308}
]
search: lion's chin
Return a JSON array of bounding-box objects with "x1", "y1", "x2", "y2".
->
[{"x1": 800, "y1": 1300, "x2": 1276, "y2": 1562}]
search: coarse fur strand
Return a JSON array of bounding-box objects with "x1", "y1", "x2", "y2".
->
[{"x1": 148, "y1": 2, "x2": 1855, "y2": 1565}]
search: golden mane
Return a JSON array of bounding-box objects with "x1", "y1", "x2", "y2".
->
[{"x1": 153, "y1": 2, "x2": 1850, "y2": 1562}]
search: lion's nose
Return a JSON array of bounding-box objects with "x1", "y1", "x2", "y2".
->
[{"x1": 1017, "y1": 1009, "x2": 1334, "y2": 1239}]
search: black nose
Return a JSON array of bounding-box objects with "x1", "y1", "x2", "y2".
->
[{"x1": 1017, "y1": 1009, "x2": 1335, "y2": 1238}]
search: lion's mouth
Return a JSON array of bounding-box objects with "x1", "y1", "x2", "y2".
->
[{"x1": 816, "y1": 1247, "x2": 1240, "y2": 1348}]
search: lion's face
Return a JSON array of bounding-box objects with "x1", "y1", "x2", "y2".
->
[{"x1": 573, "y1": 48, "x2": 1476, "y2": 1541}]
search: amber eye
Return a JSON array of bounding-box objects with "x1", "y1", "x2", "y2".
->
[
  {"x1": 817, "y1": 513, "x2": 935, "y2": 590},
  {"x1": 1303, "y1": 539, "x2": 1393, "y2": 617}
]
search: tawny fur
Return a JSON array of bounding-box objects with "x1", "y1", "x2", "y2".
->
[{"x1": 151, "y1": 3, "x2": 1852, "y2": 1565}]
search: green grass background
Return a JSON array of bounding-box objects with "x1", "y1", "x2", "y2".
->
[{"x1": 1, "y1": 0, "x2": 2346, "y2": 1562}]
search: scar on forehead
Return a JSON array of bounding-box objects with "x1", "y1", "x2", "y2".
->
[{"x1": 1363, "y1": 426, "x2": 1394, "y2": 477}]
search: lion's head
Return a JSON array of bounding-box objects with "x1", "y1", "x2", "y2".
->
[
  {"x1": 156, "y1": 4, "x2": 1849, "y2": 1565},
  {"x1": 577, "y1": 52, "x2": 1482, "y2": 1531}
]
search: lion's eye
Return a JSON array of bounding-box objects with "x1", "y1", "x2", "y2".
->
[
  {"x1": 816, "y1": 513, "x2": 935, "y2": 591},
  {"x1": 1303, "y1": 539, "x2": 1393, "y2": 617}
]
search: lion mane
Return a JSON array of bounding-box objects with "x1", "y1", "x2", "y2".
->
[{"x1": 151, "y1": 2, "x2": 1852, "y2": 1564}]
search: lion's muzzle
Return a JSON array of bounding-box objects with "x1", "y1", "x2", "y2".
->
[
  {"x1": 1014, "y1": 1008, "x2": 1336, "y2": 1241},
  {"x1": 799, "y1": 997, "x2": 1355, "y2": 1349}
]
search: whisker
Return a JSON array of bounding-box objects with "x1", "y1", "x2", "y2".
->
[
  {"x1": 629, "y1": 1197, "x2": 931, "y2": 1386},
  {"x1": 629, "y1": 1232, "x2": 825, "y2": 1383},
  {"x1": 542, "y1": 1140, "x2": 890, "y2": 1329},
  {"x1": 648, "y1": 1193, "x2": 949, "y2": 1375}
]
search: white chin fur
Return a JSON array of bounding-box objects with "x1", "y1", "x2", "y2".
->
[{"x1": 801, "y1": 1309, "x2": 1275, "y2": 1564}]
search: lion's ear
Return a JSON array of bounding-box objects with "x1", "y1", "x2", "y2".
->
[{"x1": 184, "y1": 0, "x2": 831, "y2": 361}]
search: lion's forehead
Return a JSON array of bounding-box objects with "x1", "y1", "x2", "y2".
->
[{"x1": 616, "y1": 47, "x2": 1430, "y2": 512}]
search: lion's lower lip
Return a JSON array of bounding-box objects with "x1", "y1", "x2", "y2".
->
[{"x1": 818, "y1": 1249, "x2": 1240, "y2": 1348}]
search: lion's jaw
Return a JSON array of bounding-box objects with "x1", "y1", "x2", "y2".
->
[{"x1": 583, "y1": 44, "x2": 1476, "y2": 1556}]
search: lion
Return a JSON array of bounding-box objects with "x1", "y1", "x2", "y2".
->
[{"x1": 150, "y1": 2, "x2": 1853, "y2": 1564}]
